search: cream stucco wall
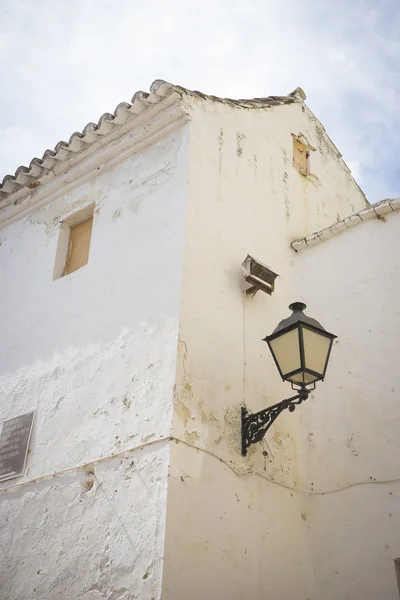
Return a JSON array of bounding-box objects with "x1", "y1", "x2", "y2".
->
[
  {"x1": 295, "y1": 210, "x2": 400, "y2": 599},
  {"x1": 162, "y1": 97, "x2": 369, "y2": 599},
  {"x1": 0, "y1": 125, "x2": 190, "y2": 600}
]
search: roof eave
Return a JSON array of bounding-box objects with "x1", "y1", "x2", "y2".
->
[
  {"x1": 0, "y1": 81, "x2": 306, "y2": 213},
  {"x1": 291, "y1": 198, "x2": 400, "y2": 252},
  {"x1": 0, "y1": 91, "x2": 188, "y2": 230}
]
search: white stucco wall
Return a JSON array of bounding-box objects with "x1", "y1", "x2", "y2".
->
[
  {"x1": 0, "y1": 125, "x2": 189, "y2": 600},
  {"x1": 1, "y1": 90, "x2": 389, "y2": 600},
  {"x1": 295, "y1": 210, "x2": 400, "y2": 600},
  {"x1": 162, "y1": 97, "x2": 368, "y2": 599}
]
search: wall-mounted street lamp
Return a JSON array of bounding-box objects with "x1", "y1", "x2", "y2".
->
[{"x1": 241, "y1": 302, "x2": 337, "y2": 456}]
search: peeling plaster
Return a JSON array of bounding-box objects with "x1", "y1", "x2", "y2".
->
[
  {"x1": 184, "y1": 431, "x2": 200, "y2": 444},
  {"x1": 175, "y1": 400, "x2": 191, "y2": 426},
  {"x1": 162, "y1": 97, "x2": 372, "y2": 600},
  {"x1": 0, "y1": 125, "x2": 190, "y2": 599}
]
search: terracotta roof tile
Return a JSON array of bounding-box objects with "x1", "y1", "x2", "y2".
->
[{"x1": 0, "y1": 80, "x2": 306, "y2": 210}]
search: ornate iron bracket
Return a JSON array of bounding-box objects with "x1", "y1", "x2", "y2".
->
[{"x1": 241, "y1": 386, "x2": 310, "y2": 456}]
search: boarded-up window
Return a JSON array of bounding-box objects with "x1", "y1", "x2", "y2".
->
[
  {"x1": 63, "y1": 216, "x2": 93, "y2": 276},
  {"x1": 293, "y1": 139, "x2": 308, "y2": 175}
]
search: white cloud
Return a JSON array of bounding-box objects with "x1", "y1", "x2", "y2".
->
[{"x1": 0, "y1": 0, "x2": 399, "y2": 202}]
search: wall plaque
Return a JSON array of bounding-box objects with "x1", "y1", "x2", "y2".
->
[{"x1": 0, "y1": 411, "x2": 35, "y2": 482}]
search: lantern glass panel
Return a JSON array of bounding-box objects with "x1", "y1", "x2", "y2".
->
[
  {"x1": 288, "y1": 371, "x2": 319, "y2": 385},
  {"x1": 302, "y1": 326, "x2": 332, "y2": 377},
  {"x1": 269, "y1": 327, "x2": 300, "y2": 378}
]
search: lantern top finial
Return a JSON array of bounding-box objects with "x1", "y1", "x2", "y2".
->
[
  {"x1": 289, "y1": 302, "x2": 307, "y2": 313},
  {"x1": 272, "y1": 302, "x2": 328, "y2": 334}
]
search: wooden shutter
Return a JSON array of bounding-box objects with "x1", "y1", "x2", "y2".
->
[
  {"x1": 293, "y1": 139, "x2": 308, "y2": 175},
  {"x1": 63, "y1": 216, "x2": 93, "y2": 276}
]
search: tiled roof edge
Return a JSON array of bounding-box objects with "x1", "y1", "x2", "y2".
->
[
  {"x1": 291, "y1": 198, "x2": 400, "y2": 252},
  {"x1": 0, "y1": 80, "x2": 179, "y2": 207},
  {"x1": 0, "y1": 81, "x2": 306, "y2": 209}
]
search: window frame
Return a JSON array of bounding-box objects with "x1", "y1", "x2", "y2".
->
[
  {"x1": 291, "y1": 133, "x2": 315, "y2": 177},
  {"x1": 53, "y1": 203, "x2": 95, "y2": 280}
]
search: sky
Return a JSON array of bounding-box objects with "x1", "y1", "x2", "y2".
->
[{"x1": 0, "y1": 0, "x2": 399, "y2": 204}]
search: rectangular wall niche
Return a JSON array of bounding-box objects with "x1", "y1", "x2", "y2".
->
[
  {"x1": 395, "y1": 559, "x2": 400, "y2": 598},
  {"x1": 53, "y1": 204, "x2": 94, "y2": 280}
]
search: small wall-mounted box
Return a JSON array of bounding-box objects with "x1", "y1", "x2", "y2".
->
[{"x1": 241, "y1": 255, "x2": 278, "y2": 296}]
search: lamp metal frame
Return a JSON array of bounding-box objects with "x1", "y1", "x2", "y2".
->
[
  {"x1": 264, "y1": 321, "x2": 335, "y2": 385},
  {"x1": 241, "y1": 384, "x2": 313, "y2": 456},
  {"x1": 240, "y1": 302, "x2": 336, "y2": 456}
]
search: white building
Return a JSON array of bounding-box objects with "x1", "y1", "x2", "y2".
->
[{"x1": 0, "y1": 80, "x2": 399, "y2": 600}]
